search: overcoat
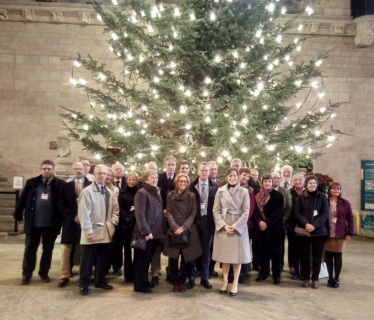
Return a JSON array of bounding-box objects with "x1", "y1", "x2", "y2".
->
[
  {"x1": 78, "y1": 182, "x2": 119, "y2": 244},
  {"x1": 212, "y1": 184, "x2": 251, "y2": 264},
  {"x1": 59, "y1": 177, "x2": 91, "y2": 244},
  {"x1": 163, "y1": 190, "x2": 202, "y2": 262},
  {"x1": 13, "y1": 174, "x2": 65, "y2": 235}
]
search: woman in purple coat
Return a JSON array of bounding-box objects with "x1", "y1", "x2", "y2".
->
[{"x1": 325, "y1": 183, "x2": 355, "y2": 288}]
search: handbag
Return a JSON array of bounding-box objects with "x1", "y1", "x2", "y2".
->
[
  {"x1": 294, "y1": 226, "x2": 311, "y2": 237},
  {"x1": 130, "y1": 233, "x2": 146, "y2": 250},
  {"x1": 319, "y1": 261, "x2": 329, "y2": 279},
  {"x1": 168, "y1": 229, "x2": 190, "y2": 245}
]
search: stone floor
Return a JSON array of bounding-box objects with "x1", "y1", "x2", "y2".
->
[{"x1": 0, "y1": 234, "x2": 373, "y2": 320}]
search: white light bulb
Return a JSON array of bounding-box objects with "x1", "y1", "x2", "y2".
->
[
  {"x1": 284, "y1": 55, "x2": 290, "y2": 61},
  {"x1": 315, "y1": 130, "x2": 321, "y2": 136},
  {"x1": 255, "y1": 30, "x2": 262, "y2": 38},
  {"x1": 232, "y1": 51, "x2": 238, "y2": 58},
  {"x1": 276, "y1": 35, "x2": 282, "y2": 43},
  {"x1": 98, "y1": 73, "x2": 106, "y2": 80},
  {"x1": 245, "y1": 46, "x2": 250, "y2": 52},
  {"x1": 214, "y1": 55, "x2": 221, "y2": 63},
  {"x1": 260, "y1": 38, "x2": 264, "y2": 44},
  {"x1": 257, "y1": 134, "x2": 263, "y2": 140},
  {"x1": 180, "y1": 106, "x2": 186, "y2": 113},
  {"x1": 217, "y1": 157, "x2": 223, "y2": 164},
  {"x1": 204, "y1": 77, "x2": 212, "y2": 84},
  {"x1": 111, "y1": 33, "x2": 118, "y2": 40},
  {"x1": 70, "y1": 78, "x2": 77, "y2": 86},
  {"x1": 295, "y1": 146, "x2": 303, "y2": 153},
  {"x1": 185, "y1": 124, "x2": 192, "y2": 130},
  {"x1": 296, "y1": 103, "x2": 302, "y2": 108},
  {"x1": 318, "y1": 92, "x2": 325, "y2": 98},
  {"x1": 296, "y1": 46, "x2": 301, "y2": 52},
  {"x1": 174, "y1": 7, "x2": 180, "y2": 16},
  {"x1": 141, "y1": 130, "x2": 145, "y2": 134},
  {"x1": 241, "y1": 147, "x2": 248, "y2": 153},
  {"x1": 185, "y1": 90, "x2": 191, "y2": 96},
  {"x1": 295, "y1": 80, "x2": 302, "y2": 86},
  {"x1": 297, "y1": 24, "x2": 303, "y2": 31},
  {"x1": 151, "y1": 145, "x2": 159, "y2": 151},
  {"x1": 72, "y1": 113, "x2": 77, "y2": 119},
  {"x1": 153, "y1": 76, "x2": 160, "y2": 83},
  {"x1": 315, "y1": 60, "x2": 323, "y2": 67},
  {"x1": 257, "y1": 82, "x2": 264, "y2": 90},
  {"x1": 328, "y1": 135, "x2": 335, "y2": 142},
  {"x1": 203, "y1": 90, "x2": 209, "y2": 96},
  {"x1": 294, "y1": 38, "x2": 299, "y2": 44},
  {"x1": 240, "y1": 62, "x2": 246, "y2": 69},
  {"x1": 170, "y1": 61, "x2": 176, "y2": 68},
  {"x1": 231, "y1": 137, "x2": 237, "y2": 143},
  {"x1": 74, "y1": 61, "x2": 81, "y2": 67},
  {"x1": 190, "y1": 12, "x2": 196, "y2": 20},
  {"x1": 109, "y1": 46, "x2": 113, "y2": 52},
  {"x1": 200, "y1": 151, "x2": 206, "y2": 157},
  {"x1": 160, "y1": 118, "x2": 165, "y2": 123},
  {"x1": 210, "y1": 12, "x2": 216, "y2": 21},
  {"x1": 118, "y1": 127, "x2": 124, "y2": 133},
  {"x1": 169, "y1": 44, "x2": 174, "y2": 51},
  {"x1": 83, "y1": 124, "x2": 89, "y2": 130},
  {"x1": 116, "y1": 52, "x2": 121, "y2": 57},
  {"x1": 79, "y1": 79, "x2": 86, "y2": 85},
  {"x1": 262, "y1": 105, "x2": 268, "y2": 110},
  {"x1": 95, "y1": 154, "x2": 101, "y2": 159},
  {"x1": 242, "y1": 118, "x2": 248, "y2": 124},
  {"x1": 274, "y1": 59, "x2": 279, "y2": 65},
  {"x1": 205, "y1": 104, "x2": 211, "y2": 110},
  {"x1": 222, "y1": 150, "x2": 229, "y2": 157},
  {"x1": 311, "y1": 81, "x2": 319, "y2": 88},
  {"x1": 281, "y1": 7, "x2": 286, "y2": 14},
  {"x1": 147, "y1": 25, "x2": 154, "y2": 32},
  {"x1": 180, "y1": 146, "x2": 186, "y2": 153},
  {"x1": 242, "y1": 105, "x2": 247, "y2": 110},
  {"x1": 268, "y1": 145, "x2": 275, "y2": 151},
  {"x1": 205, "y1": 116, "x2": 211, "y2": 123},
  {"x1": 331, "y1": 113, "x2": 337, "y2": 118},
  {"x1": 268, "y1": 64, "x2": 274, "y2": 70},
  {"x1": 268, "y1": 3, "x2": 275, "y2": 12},
  {"x1": 288, "y1": 61, "x2": 294, "y2": 66},
  {"x1": 234, "y1": 131, "x2": 240, "y2": 137}
]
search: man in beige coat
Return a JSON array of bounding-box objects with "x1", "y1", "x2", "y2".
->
[{"x1": 78, "y1": 164, "x2": 119, "y2": 296}]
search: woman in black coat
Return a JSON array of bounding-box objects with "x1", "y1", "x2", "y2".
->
[
  {"x1": 117, "y1": 172, "x2": 140, "y2": 282},
  {"x1": 163, "y1": 173, "x2": 202, "y2": 293},
  {"x1": 294, "y1": 175, "x2": 329, "y2": 289},
  {"x1": 253, "y1": 173, "x2": 284, "y2": 285},
  {"x1": 133, "y1": 169, "x2": 164, "y2": 294}
]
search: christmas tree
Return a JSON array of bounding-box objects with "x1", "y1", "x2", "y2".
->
[{"x1": 62, "y1": 0, "x2": 344, "y2": 173}]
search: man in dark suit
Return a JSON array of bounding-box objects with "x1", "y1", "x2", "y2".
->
[
  {"x1": 150, "y1": 155, "x2": 177, "y2": 285},
  {"x1": 188, "y1": 162, "x2": 218, "y2": 289},
  {"x1": 14, "y1": 160, "x2": 65, "y2": 285},
  {"x1": 207, "y1": 160, "x2": 222, "y2": 187},
  {"x1": 57, "y1": 162, "x2": 91, "y2": 287},
  {"x1": 112, "y1": 163, "x2": 126, "y2": 191}
]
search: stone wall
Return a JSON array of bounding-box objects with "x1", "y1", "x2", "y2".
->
[{"x1": 0, "y1": 0, "x2": 373, "y2": 212}]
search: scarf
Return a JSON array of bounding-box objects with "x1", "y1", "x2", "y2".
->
[{"x1": 257, "y1": 187, "x2": 270, "y2": 213}]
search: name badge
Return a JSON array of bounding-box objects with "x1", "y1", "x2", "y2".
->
[
  {"x1": 200, "y1": 203, "x2": 205, "y2": 210},
  {"x1": 41, "y1": 193, "x2": 49, "y2": 200},
  {"x1": 313, "y1": 210, "x2": 318, "y2": 217},
  {"x1": 331, "y1": 217, "x2": 337, "y2": 224},
  {"x1": 130, "y1": 206, "x2": 135, "y2": 212}
]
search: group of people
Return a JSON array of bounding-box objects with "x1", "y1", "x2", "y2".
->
[{"x1": 13, "y1": 156, "x2": 355, "y2": 296}]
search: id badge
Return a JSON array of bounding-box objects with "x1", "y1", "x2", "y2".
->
[
  {"x1": 130, "y1": 206, "x2": 135, "y2": 211},
  {"x1": 331, "y1": 217, "x2": 337, "y2": 224},
  {"x1": 200, "y1": 203, "x2": 205, "y2": 210},
  {"x1": 313, "y1": 210, "x2": 318, "y2": 217},
  {"x1": 41, "y1": 193, "x2": 49, "y2": 200}
]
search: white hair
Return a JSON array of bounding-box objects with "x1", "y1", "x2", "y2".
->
[
  {"x1": 112, "y1": 163, "x2": 125, "y2": 170},
  {"x1": 281, "y1": 165, "x2": 293, "y2": 173},
  {"x1": 94, "y1": 164, "x2": 108, "y2": 173}
]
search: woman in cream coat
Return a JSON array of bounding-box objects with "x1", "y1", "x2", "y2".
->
[{"x1": 212, "y1": 168, "x2": 250, "y2": 296}]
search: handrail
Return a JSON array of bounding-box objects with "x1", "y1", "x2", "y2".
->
[{"x1": 0, "y1": 190, "x2": 21, "y2": 234}]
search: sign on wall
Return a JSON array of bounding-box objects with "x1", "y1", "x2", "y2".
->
[{"x1": 360, "y1": 160, "x2": 374, "y2": 235}]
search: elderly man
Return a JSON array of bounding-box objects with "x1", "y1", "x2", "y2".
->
[
  {"x1": 57, "y1": 162, "x2": 91, "y2": 287},
  {"x1": 14, "y1": 160, "x2": 65, "y2": 285},
  {"x1": 178, "y1": 160, "x2": 190, "y2": 175},
  {"x1": 112, "y1": 163, "x2": 126, "y2": 190},
  {"x1": 147, "y1": 161, "x2": 158, "y2": 171},
  {"x1": 188, "y1": 162, "x2": 219, "y2": 289},
  {"x1": 78, "y1": 164, "x2": 119, "y2": 296},
  {"x1": 230, "y1": 158, "x2": 243, "y2": 171},
  {"x1": 280, "y1": 165, "x2": 293, "y2": 189},
  {"x1": 207, "y1": 160, "x2": 222, "y2": 187},
  {"x1": 271, "y1": 171, "x2": 292, "y2": 272}
]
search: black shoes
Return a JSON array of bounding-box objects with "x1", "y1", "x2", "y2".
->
[
  {"x1": 186, "y1": 280, "x2": 195, "y2": 289},
  {"x1": 327, "y1": 279, "x2": 334, "y2": 287},
  {"x1": 220, "y1": 284, "x2": 228, "y2": 294},
  {"x1": 134, "y1": 288, "x2": 152, "y2": 294},
  {"x1": 94, "y1": 283, "x2": 113, "y2": 290},
  {"x1": 333, "y1": 280, "x2": 340, "y2": 288},
  {"x1": 151, "y1": 276, "x2": 159, "y2": 286},
  {"x1": 274, "y1": 278, "x2": 281, "y2": 285},
  {"x1": 21, "y1": 276, "x2": 31, "y2": 285},
  {"x1": 79, "y1": 287, "x2": 89, "y2": 296},
  {"x1": 255, "y1": 275, "x2": 267, "y2": 282},
  {"x1": 200, "y1": 280, "x2": 212, "y2": 289},
  {"x1": 166, "y1": 275, "x2": 172, "y2": 284},
  {"x1": 230, "y1": 291, "x2": 237, "y2": 297},
  {"x1": 57, "y1": 278, "x2": 69, "y2": 287},
  {"x1": 113, "y1": 269, "x2": 122, "y2": 276},
  {"x1": 210, "y1": 270, "x2": 219, "y2": 277},
  {"x1": 40, "y1": 275, "x2": 50, "y2": 283},
  {"x1": 124, "y1": 278, "x2": 134, "y2": 283}
]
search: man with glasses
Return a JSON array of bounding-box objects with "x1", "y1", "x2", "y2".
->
[
  {"x1": 271, "y1": 171, "x2": 292, "y2": 272},
  {"x1": 81, "y1": 159, "x2": 95, "y2": 182},
  {"x1": 14, "y1": 160, "x2": 66, "y2": 285},
  {"x1": 188, "y1": 162, "x2": 218, "y2": 289}
]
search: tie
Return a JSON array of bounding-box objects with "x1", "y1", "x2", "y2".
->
[
  {"x1": 101, "y1": 186, "x2": 105, "y2": 195},
  {"x1": 75, "y1": 180, "x2": 82, "y2": 197},
  {"x1": 44, "y1": 179, "x2": 49, "y2": 192},
  {"x1": 167, "y1": 176, "x2": 172, "y2": 189},
  {"x1": 115, "y1": 180, "x2": 120, "y2": 188},
  {"x1": 284, "y1": 181, "x2": 289, "y2": 188},
  {"x1": 201, "y1": 183, "x2": 207, "y2": 215}
]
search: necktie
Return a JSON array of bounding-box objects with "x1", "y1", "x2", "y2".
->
[
  {"x1": 115, "y1": 180, "x2": 120, "y2": 188},
  {"x1": 101, "y1": 186, "x2": 105, "y2": 195},
  {"x1": 44, "y1": 179, "x2": 49, "y2": 192},
  {"x1": 75, "y1": 180, "x2": 82, "y2": 197},
  {"x1": 201, "y1": 183, "x2": 207, "y2": 215},
  {"x1": 167, "y1": 176, "x2": 172, "y2": 189},
  {"x1": 284, "y1": 181, "x2": 289, "y2": 188}
]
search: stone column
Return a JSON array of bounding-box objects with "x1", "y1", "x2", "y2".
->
[{"x1": 353, "y1": 15, "x2": 374, "y2": 47}]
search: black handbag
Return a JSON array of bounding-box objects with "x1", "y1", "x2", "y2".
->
[
  {"x1": 130, "y1": 233, "x2": 147, "y2": 250},
  {"x1": 168, "y1": 229, "x2": 190, "y2": 245}
]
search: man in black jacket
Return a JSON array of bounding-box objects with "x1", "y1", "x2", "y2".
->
[
  {"x1": 57, "y1": 162, "x2": 91, "y2": 287},
  {"x1": 14, "y1": 160, "x2": 65, "y2": 285},
  {"x1": 188, "y1": 162, "x2": 218, "y2": 289}
]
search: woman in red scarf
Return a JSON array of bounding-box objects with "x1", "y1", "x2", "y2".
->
[{"x1": 253, "y1": 173, "x2": 284, "y2": 285}]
